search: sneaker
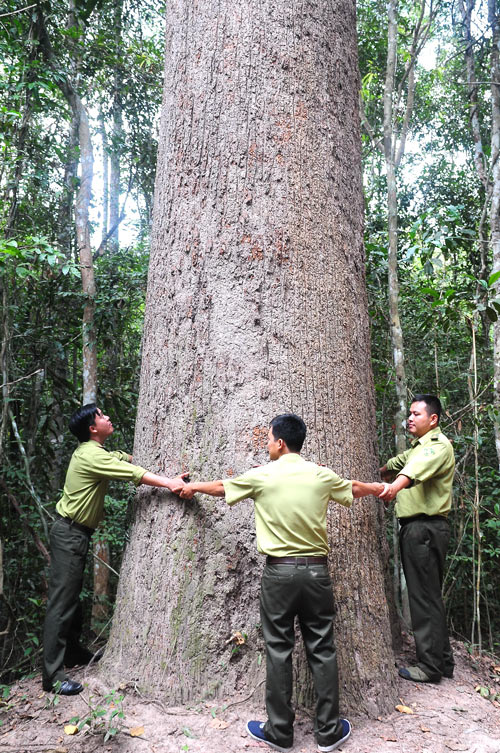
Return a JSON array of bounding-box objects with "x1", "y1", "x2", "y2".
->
[
  {"x1": 398, "y1": 666, "x2": 438, "y2": 683},
  {"x1": 443, "y1": 667, "x2": 454, "y2": 679},
  {"x1": 317, "y1": 718, "x2": 351, "y2": 751},
  {"x1": 246, "y1": 720, "x2": 293, "y2": 752}
]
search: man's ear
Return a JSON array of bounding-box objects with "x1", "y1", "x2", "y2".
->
[
  {"x1": 88, "y1": 422, "x2": 97, "y2": 436},
  {"x1": 430, "y1": 413, "x2": 438, "y2": 427}
]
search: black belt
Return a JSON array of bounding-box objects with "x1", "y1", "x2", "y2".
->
[
  {"x1": 55, "y1": 512, "x2": 95, "y2": 537},
  {"x1": 398, "y1": 514, "x2": 447, "y2": 527},
  {"x1": 266, "y1": 556, "x2": 328, "y2": 565}
]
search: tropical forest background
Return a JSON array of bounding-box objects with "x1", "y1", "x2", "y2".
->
[{"x1": 1, "y1": 0, "x2": 499, "y2": 687}]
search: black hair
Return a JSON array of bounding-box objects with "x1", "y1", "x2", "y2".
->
[
  {"x1": 413, "y1": 394, "x2": 442, "y2": 422},
  {"x1": 270, "y1": 413, "x2": 307, "y2": 452},
  {"x1": 69, "y1": 403, "x2": 99, "y2": 442}
]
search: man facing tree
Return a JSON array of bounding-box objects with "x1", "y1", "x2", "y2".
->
[
  {"x1": 42, "y1": 405, "x2": 186, "y2": 695},
  {"x1": 180, "y1": 413, "x2": 384, "y2": 752}
]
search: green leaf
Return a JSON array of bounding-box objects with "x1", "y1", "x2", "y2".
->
[
  {"x1": 488, "y1": 270, "x2": 500, "y2": 287},
  {"x1": 486, "y1": 307, "x2": 498, "y2": 322}
]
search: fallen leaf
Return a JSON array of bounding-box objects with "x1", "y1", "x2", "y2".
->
[
  {"x1": 492, "y1": 665, "x2": 500, "y2": 674},
  {"x1": 421, "y1": 726, "x2": 431, "y2": 733},
  {"x1": 225, "y1": 631, "x2": 246, "y2": 645},
  {"x1": 63, "y1": 724, "x2": 79, "y2": 736},
  {"x1": 381, "y1": 735, "x2": 397, "y2": 741},
  {"x1": 395, "y1": 704, "x2": 414, "y2": 714},
  {"x1": 130, "y1": 726, "x2": 145, "y2": 737},
  {"x1": 209, "y1": 717, "x2": 230, "y2": 730}
]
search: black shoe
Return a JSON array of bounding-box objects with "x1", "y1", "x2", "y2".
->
[
  {"x1": 443, "y1": 667, "x2": 454, "y2": 678},
  {"x1": 398, "y1": 666, "x2": 439, "y2": 683},
  {"x1": 42, "y1": 679, "x2": 83, "y2": 695},
  {"x1": 64, "y1": 647, "x2": 96, "y2": 667}
]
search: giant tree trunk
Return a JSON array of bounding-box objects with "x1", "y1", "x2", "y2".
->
[{"x1": 103, "y1": 0, "x2": 396, "y2": 715}]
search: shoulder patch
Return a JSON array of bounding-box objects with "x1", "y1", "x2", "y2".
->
[
  {"x1": 431, "y1": 437, "x2": 439, "y2": 441},
  {"x1": 423, "y1": 447, "x2": 435, "y2": 456}
]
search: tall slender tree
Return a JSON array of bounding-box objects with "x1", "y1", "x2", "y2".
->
[{"x1": 103, "y1": 0, "x2": 397, "y2": 714}]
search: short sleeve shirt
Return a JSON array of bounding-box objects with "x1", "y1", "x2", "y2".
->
[
  {"x1": 56, "y1": 440, "x2": 148, "y2": 529},
  {"x1": 222, "y1": 453, "x2": 353, "y2": 556},
  {"x1": 386, "y1": 427, "x2": 455, "y2": 519}
]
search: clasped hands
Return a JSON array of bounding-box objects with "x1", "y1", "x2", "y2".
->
[
  {"x1": 169, "y1": 472, "x2": 189, "y2": 495},
  {"x1": 169, "y1": 474, "x2": 196, "y2": 499},
  {"x1": 377, "y1": 465, "x2": 399, "y2": 503}
]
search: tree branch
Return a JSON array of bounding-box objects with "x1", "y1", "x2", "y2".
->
[{"x1": 0, "y1": 478, "x2": 50, "y2": 563}]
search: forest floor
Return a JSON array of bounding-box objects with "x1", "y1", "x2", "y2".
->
[{"x1": 1, "y1": 637, "x2": 499, "y2": 753}]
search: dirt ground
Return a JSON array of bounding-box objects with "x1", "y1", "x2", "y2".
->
[{"x1": 1, "y1": 638, "x2": 499, "y2": 753}]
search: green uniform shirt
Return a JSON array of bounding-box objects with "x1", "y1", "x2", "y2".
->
[
  {"x1": 222, "y1": 453, "x2": 353, "y2": 557},
  {"x1": 386, "y1": 426, "x2": 455, "y2": 519},
  {"x1": 56, "y1": 440, "x2": 148, "y2": 529}
]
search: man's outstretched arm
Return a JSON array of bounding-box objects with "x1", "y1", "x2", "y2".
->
[
  {"x1": 140, "y1": 471, "x2": 189, "y2": 494},
  {"x1": 351, "y1": 480, "x2": 385, "y2": 498},
  {"x1": 180, "y1": 481, "x2": 225, "y2": 500}
]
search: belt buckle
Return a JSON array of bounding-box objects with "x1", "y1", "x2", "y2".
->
[{"x1": 296, "y1": 556, "x2": 308, "y2": 567}]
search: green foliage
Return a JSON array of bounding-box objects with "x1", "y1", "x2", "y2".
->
[
  {"x1": 361, "y1": 0, "x2": 500, "y2": 651},
  {"x1": 68, "y1": 689, "x2": 125, "y2": 741},
  {"x1": 0, "y1": 0, "x2": 155, "y2": 686}
]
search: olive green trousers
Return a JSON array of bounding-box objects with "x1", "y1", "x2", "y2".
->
[
  {"x1": 399, "y1": 516, "x2": 454, "y2": 681},
  {"x1": 42, "y1": 518, "x2": 90, "y2": 686},
  {"x1": 260, "y1": 562, "x2": 343, "y2": 748}
]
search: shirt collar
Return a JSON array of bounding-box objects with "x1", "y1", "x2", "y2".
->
[
  {"x1": 411, "y1": 426, "x2": 441, "y2": 447},
  {"x1": 275, "y1": 453, "x2": 303, "y2": 463}
]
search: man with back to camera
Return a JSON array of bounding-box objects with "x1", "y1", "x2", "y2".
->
[
  {"x1": 379, "y1": 394, "x2": 455, "y2": 683},
  {"x1": 179, "y1": 413, "x2": 384, "y2": 753},
  {"x1": 42, "y1": 404, "x2": 187, "y2": 696}
]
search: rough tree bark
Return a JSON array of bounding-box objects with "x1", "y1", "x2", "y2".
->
[{"x1": 103, "y1": 0, "x2": 397, "y2": 716}]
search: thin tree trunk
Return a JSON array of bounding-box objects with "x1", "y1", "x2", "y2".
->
[
  {"x1": 383, "y1": 0, "x2": 410, "y2": 627},
  {"x1": 109, "y1": 0, "x2": 123, "y2": 254},
  {"x1": 92, "y1": 539, "x2": 110, "y2": 628},
  {"x1": 75, "y1": 98, "x2": 97, "y2": 404},
  {"x1": 57, "y1": 118, "x2": 79, "y2": 256},
  {"x1": 489, "y1": 0, "x2": 500, "y2": 467},
  {"x1": 99, "y1": 109, "x2": 109, "y2": 252},
  {"x1": 103, "y1": 0, "x2": 397, "y2": 716},
  {"x1": 34, "y1": 6, "x2": 97, "y2": 404}
]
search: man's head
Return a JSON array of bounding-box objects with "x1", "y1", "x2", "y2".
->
[
  {"x1": 268, "y1": 413, "x2": 306, "y2": 459},
  {"x1": 408, "y1": 394, "x2": 441, "y2": 438},
  {"x1": 69, "y1": 404, "x2": 114, "y2": 443}
]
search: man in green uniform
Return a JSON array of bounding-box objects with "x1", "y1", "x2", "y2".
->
[
  {"x1": 379, "y1": 394, "x2": 455, "y2": 683},
  {"x1": 42, "y1": 404, "x2": 187, "y2": 695},
  {"x1": 179, "y1": 413, "x2": 383, "y2": 753}
]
